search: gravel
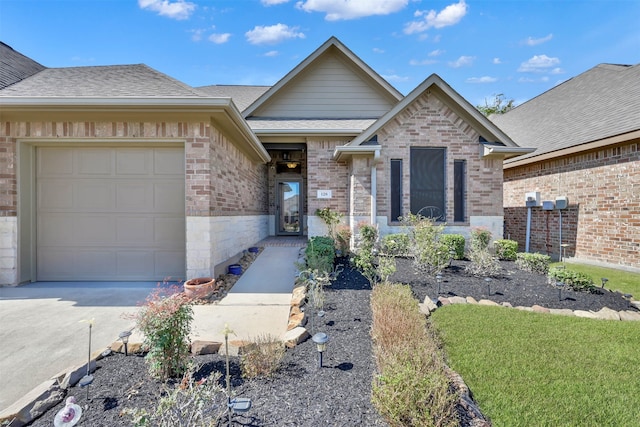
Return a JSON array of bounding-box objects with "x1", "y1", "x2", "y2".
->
[{"x1": 28, "y1": 257, "x2": 635, "y2": 426}]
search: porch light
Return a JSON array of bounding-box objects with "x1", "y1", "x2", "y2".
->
[
  {"x1": 286, "y1": 161, "x2": 298, "y2": 169},
  {"x1": 119, "y1": 330, "x2": 132, "y2": 356},
  {"x1": 312, "y1": 332, "x2": 329, "y2": 368}
]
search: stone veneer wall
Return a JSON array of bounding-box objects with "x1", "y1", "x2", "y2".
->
[
  {"x1": 0, "y1": 120, "x2": 269, "y2": 284},
  {"x1": 371, "y1": 91, "x2": 505, "y2": 240},
  {"x1": 504, "y1": 140, "x2": 639, "y2": 269}
]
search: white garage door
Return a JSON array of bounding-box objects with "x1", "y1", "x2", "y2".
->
[{"x1": 37, "y1": 146, "x2": 185, "y2": 281}]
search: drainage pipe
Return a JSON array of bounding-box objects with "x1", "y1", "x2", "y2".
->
[{"x1": 525, "y1": 206, "x2": 532, "y2": 253}]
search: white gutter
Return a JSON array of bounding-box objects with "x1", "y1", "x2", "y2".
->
[
  {"x1": 332, "y1": 144, "x2": 382, "y2": 162},
  {"x1": 482, "y1": 144, "x2": 536, "y2": 159}
]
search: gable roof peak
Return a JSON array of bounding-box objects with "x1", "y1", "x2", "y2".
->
[{"x1": 242, "y1": 36, "x2": 403, "y2": 118}]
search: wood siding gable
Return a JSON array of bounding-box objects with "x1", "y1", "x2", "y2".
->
[{"x1": 249, "y1": 47, "x2": 397, "y2": 119}]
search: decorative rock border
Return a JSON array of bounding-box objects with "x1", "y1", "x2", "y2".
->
[{"x1": 420, "y1": 295, "x2": 640, "y2": 321}]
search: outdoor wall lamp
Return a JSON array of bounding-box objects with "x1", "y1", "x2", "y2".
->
[
  {"x1": 312, "y1": 332, "x2": 329, "y2": 368},
  {"x1": 119, "y1": 330, "x2": 132, "y2": 356}
]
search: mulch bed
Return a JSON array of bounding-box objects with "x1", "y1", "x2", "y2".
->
[{"x1": 28, "y1": 258, "x2": 635, "y2": 426}]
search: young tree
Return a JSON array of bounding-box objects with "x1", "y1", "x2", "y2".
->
[{"x1": 477, "y1": 93, "x2": 515, "y2": 116}]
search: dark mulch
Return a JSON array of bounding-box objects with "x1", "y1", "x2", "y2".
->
[
  {"x1": 28, "y1": 258, "x2": 635, "y2": 426},
  {"x1": 391, "y1": 258, "x2": 635, "y2": 312}
]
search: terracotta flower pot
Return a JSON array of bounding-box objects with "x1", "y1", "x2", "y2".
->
[{"x1": 183, "y1": 277, "x2": 215, "y2": 299}]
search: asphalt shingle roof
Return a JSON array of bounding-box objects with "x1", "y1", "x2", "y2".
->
[
  {"x1": 0, "y1": 63, "x2": 207, "y2": 98},
  {"x1": 196, "y1": 85, "x2": 271, "y2": 112},
  {"x1": 492, "y1": 63, "x2": 640, "y2": 163},
  {"x1": 0, "y1": 42, "x2": 46, "y2": 89}
]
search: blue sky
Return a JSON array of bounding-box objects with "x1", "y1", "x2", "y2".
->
[{"x1": 1, "y1": 0, "x2": 638, "y2": 106}]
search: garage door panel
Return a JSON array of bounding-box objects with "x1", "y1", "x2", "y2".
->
[
  {"x1": 38, "y1": 181, "x2": 74, "y2": 210},
  {"x1": 154, "y1": 150, "x2": 184, "y2": 175},
  {"x1": 156, "y1": 251, "x2": 186, "y2": 279},
  {"x1": 154, "y1": 182, "x2": 184, "y2": 212},
  {"x1": 116, "y1": 182, "x2": 154, "y2": 211},
  {"x1": 117, "y1": 251, "x2": 155, "y2": 276},
  {"x1": 37, "y1": 146, "x2": 185, "y2": 281},
  {"x1": 116, "y1": 150, "x2": 150, "y2": 175},
  {"x1": 78, "y1": 149, "x2": 112, "y2": 175},
  {"x1": 76, "y1": 181, "x2": 114, "y2": 211},
  {"x1": 116, "y1": 217, "x2": 154, "y2": 243},
  {"x1": 154, "y1": 217, "x2": 184, "y2": 242},
  {"x1": 38, "y1": 148, "x2": 73, "y2": 176}
]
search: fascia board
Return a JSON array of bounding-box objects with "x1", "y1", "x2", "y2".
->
[
  {"x1": 333, "y1": 144, "x2": 382, "y2": 162},
  {"x1": 482, "y1": 144, "x2": 536, "y2": 159}
]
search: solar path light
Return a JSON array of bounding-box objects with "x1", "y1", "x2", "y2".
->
[
  {"x1": 312, "y1": 332, "x2": 329, "y2": 368},
  {"x1": 119, "y1": 330, "x2": 132, "y2": 356}
]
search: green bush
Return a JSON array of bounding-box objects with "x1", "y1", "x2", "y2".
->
[
  {"x1": 549, "y1": 267, "x2": 597, "y2": 293},
  {"x1": 315, "y1": 207, "x2": 343, "y2": 239},
  {"x1": 135, "y1": 286, "x2": 193, "y2": 380},
  {"x1": 401, "y1": 214, "x2": 449, "y2": 276},
  {"x1": 470, "y1": 227, "x2": 491, "y2": 251},
  {"x1": 516, "y1": 252, "x2": 551, "y2": 275},
  {"x1": 381, "y1": 233, "x2": 411, "y2": 257},
  {"x1": 440, "y1": 234, "x2": 465, "y2": 260},
  {"x1": 494, "y1": 239, "x2": 518, "y2": 261},
  {"x1": 353, "y1": 223, "x2": 378, "y2": 284},
  {"x1": 305, "y1": 236, "x2": 335, "y2": 273}
]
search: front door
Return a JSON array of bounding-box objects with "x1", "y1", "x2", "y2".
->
[{"x1": 277, "y1": 179, "x2": 302, "y2": 235}]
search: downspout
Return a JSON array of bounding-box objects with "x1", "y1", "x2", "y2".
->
[{"x1": 370, "y1": 148, "x2": 381, "y2": 225}]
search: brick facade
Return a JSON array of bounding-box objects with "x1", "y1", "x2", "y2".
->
[
  {"x1": 504, "y1": 141, "x2": 639, "y2": 268},
  {"x1": 373, "y1": 91, "x2": 505, "y2": 239},
  {"x1": 0, "y1": 119, "x2": 269, "y2": 284}
]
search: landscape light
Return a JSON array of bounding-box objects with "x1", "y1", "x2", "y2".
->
[
  {"x1": 119, "y1": 330, "x2": 132, "y2": 356},
  {"x1": 312, "y1": 332, "x2": 329, "y2": 368}
]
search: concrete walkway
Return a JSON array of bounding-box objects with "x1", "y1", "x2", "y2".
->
[{"x1": 0, "y1": 241, "x2": 304, "y2": 414}]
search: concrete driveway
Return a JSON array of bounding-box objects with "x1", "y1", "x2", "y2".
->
[{"x1": 0, "y1": 281, "x2": 157, "y2": 410}]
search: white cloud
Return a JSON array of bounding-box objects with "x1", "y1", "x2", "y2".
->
[
  {"x1": 409, "y1": 58, "x2": 438, "y2": 66},
  {"x1": 448, "y1": 55, "x2": 475, "y2": 68},
  {"x1": 245, "y1": 24, "x2": 305, "y2": 45},
  {"x1": 517, "y1": 54, "x2": 560, "y2": 72},
  {"x1": 373, "y1": 47, "x2": 385, "y2": 54},
  {"x1": 190, "y1": 28, "x2": 205, "y2": 41},
  {"x1": 264, "y1": 50, "x2": 280, "y2": 57},
  {"x1": 466, "y1": 76, "x2": 498, "y2": 83},
  {"x1": 518, "y1": 76, "x2": 551, "y2": 83},
  {"x1": 262, "y1": 0, "x2": 290, "y2": 5},
  {"x1": 404, "y1": 0, "x2": 467, "y2": 34},
  {"x1": 493, "y1": 57, "x2": 501, "y2": 64},
  {"x1": 209, "y1": 33, "x2": 231, "y2": 44},
  {"x1": 523, "y1": 33, "x2": 553, "y2": 46},
  {"x1": 296, "y1": 0, "x2": 408, "y2": 21},
  {"x1": 550, "y1": 67, "x2": 564, "y2": 74},
  {"x1": 382, "y1": 74, "x2": 410, "y2": 82},
  {"x1": 138, "y1": 0, "x2": 195, "y2": 20},
  {"x1": 429, "y1": 49, "x2": 445, "y2": 57}
]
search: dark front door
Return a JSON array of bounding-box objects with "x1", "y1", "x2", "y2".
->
[{"x1": 277, "y1": 179, "x2": 302, "y2": 235}]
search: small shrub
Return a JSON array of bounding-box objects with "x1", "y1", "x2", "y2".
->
[
  {"x1": 134, "y1": 286, "x2": 193, "y2": 380},
  {"x1": 353, "y1": 223, "x2": 378, "y2": 284},
  {"x1": 440, "y1": 234, "x2": 465, "y2": 260},
  {"x1": 549, "y1": 267, "x2": 597, "y2": 293},
  {"x1": 516, "y1": 252, "x2": 551, "y2": 274},
  {"x1": 124, "y1": 366, "x2": 226, "y2": 426},
  {"x1": 402, "y1": 214, "x2": 449, "y2": 276},
  {"x1": 466, "y1": 228, "x2": 500, "y2": 277},
  {"x1": 470, "y1": 227, "x2": 492, "y2": 251},
  {"x1": 335, "y1": 224, "x2": 352, "y2": 255},
  {"x1": 494, "y1": 239, "x2": 518, "y2": 261},
  {"x1": 240, "y1": 334, "x2": 285, "y2": 379},
  {"x1": 305, "y1": 236, "x2": 335, "y2": 273},
  {"x1": 315, "y1": 207, "x2": 343, "y2": 239},
  {"x1": 376, "y1": 256, "x2": 397, "y2": 283},
  {"x1": 381, "y1": 233, "x2": 411, "y2": 257}
]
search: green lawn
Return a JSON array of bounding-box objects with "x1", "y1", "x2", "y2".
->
[
  {"x1": 431, "y1": 304, "x2": 640, "y2": 427},
  {"x1": 550, "y1": 261, "x2": 640, "y2": 296}
]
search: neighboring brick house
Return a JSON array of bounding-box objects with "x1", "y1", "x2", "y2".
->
[
  {"x1": 0, "y1": 37, "x2": 531, "y2": 285},
  {"x1": 492, "y1": 63, "x2": 640, "y2": 271}
]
